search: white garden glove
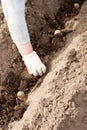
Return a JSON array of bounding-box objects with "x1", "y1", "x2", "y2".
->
[{"x1": 23, "y1": 51, "x2": 46, "y2": 76}]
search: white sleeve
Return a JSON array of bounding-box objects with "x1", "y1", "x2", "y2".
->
[{"x1": 1, "y1": 0, "x2": 30, "y2": 44}]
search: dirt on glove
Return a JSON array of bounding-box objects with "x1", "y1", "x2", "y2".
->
[{"x1": 0, "y1": 0, "x2": 87, "y2": 130}]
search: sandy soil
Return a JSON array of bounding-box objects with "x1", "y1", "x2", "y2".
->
[{"x1": 0, "y1": 0, "x2": 87, "y2": 130}]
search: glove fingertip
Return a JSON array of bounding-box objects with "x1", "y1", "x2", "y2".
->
[
  {"x1": 42, "y1": 64, "x2": 47, "y2": 74},
  {"x1": 38, "y1": 68, "x2": 43, "y2": 76},
  {"x1": 28, "y1": 69, "x2": 32, "y2": 75},
  {"x1": 33, "y1": 70, "x2": 39, "y2": 76}
]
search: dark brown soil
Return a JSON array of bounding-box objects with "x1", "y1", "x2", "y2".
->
[{"x1": 0, "y1": 0, "x2": 86, "y2": 130}]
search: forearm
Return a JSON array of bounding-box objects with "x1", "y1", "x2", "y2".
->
[{"x1": 1, "y1": 0, "x2": 30, "y2": 44}]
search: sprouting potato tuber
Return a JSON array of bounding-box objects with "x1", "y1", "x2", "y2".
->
[
  {"x1": 17, "y1": 91, "x2": 25, "y2": 101},
  {"x1": 54, "y1": 30, "x2": 62, "y2": 36},
  {"x1": 74, "y1": 3, "x2": 80, "y2": 10}
]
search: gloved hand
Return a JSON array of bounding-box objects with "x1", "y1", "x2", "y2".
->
[{"x1": 23, "y1": 51, "x2": 46, "y2": 76}]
